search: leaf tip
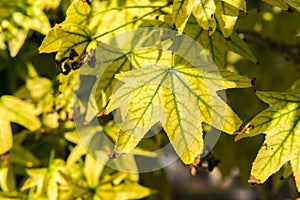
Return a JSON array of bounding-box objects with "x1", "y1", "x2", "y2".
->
[
  {"x1": 248, "y1": 175, "x2": 261, "y2": 185},
  {"x1": 189, "y1": 155, "x2": 201, "y2": 176}
]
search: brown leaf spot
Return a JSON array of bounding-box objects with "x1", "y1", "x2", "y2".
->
[{"x1": 69, "y1": 49, "x2": 79, "y2": 60}]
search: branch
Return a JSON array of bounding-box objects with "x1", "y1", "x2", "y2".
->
[{"x1": 237, "y1": 30, "x2": 300, "y2": 71}]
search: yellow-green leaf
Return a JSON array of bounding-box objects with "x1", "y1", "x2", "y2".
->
[
  {"x1": 172, "y1": 0, "x2": 197, "y2": 34},
  {"x1": 39, "y1": 24, "x2": 92, "y2": 61},
  {"x1": 235, "y1": 82, "x2": 300, "y2": 191},
  {"x1": 215, "y1": 0, "x2": 239, "y2": 37},
  {"x1": 0, "y1": 96, "x2": 40, "y2": 131},
  {"x1": 0, "y1": 117, "x2": 12, "y2": 155},
  {"x1": 192, "y1": 0, "x2": 217, "y2": 35},
  {"x1": 64, "y1": 1, "x2": 91, "y2": 25},
  {"x1": 0, "y1": 166, "x2": 16, "y2": 192},
  {"x1": 111, "y1": 57, "x2": 250, "y2": 164},
  {"x1": 95, "y1": 182, "x2": 152, "y2": 200},
  {"x1": 157, "y1": 15, "x2": 256, "y2": 66},
  {"x1": 184, "y1": 21, "x2": 226, "y2": 66},
  {"x1": 0, "y1": 96, "x2": 41, "y2": 154},
  {"x1": 21, "y1": 168, "x2": 47, "y2": 193},
  {"x1": 95, "y1": 49, "x2": 133, "y2": 112},
  {"x1": 84, "y1": 154, "x2": 105, "y2": 187}
]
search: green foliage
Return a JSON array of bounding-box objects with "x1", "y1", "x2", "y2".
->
[{"x1": 1, "y1": 0, "x2": 300, "y2": 199}]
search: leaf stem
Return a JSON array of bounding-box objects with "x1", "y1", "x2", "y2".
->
[{"x1": 237, "y1": 29, "x2": 300, "y2": 71}]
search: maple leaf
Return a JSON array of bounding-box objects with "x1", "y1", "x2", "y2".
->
[
  {"x1": 108, "y1": 50, "x2": 251, "y2": 165},
  {"x1": 172, "y1": 0, "x2": 216, "y2": 35},
  {"x1": 236, "y1": 80, "x2": 300, "y2": 191}
]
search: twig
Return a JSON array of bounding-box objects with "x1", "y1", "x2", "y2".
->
[{"x1": 237, "y1": 30, "x2": 300, "y2": 71}]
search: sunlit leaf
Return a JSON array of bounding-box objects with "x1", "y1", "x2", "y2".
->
[
  {"x1": 215, "y1": 0, "x2": 239, "y2": 37},
  {"x1": 192, "y1": 0, "x2": 216, "y2": 35},
  {"x1": 64, "y1": 1, "x2": 91, "y2": 25},
  {"x1": 184, "y1": 19, "x2": 257, "y2": 66},
  {"x1": 172, "y1": 0, "x2": 197, "y2": 34},
  {"x1": 0, "y1": 96, "x2": 41, "y2": 154},
  {"x1": 66, "y1": 144, "x2": 86, "y2": 166},
  {"x1": 235, "y1": 80, "x2": 300, "y2": 191},
  {"x1": 0, "y1": 166, "x2": 16, "y2": 192},
  {"x1": 84, "y1": 154, "x2": 105, "y2": 187},
  {"x1": 0, "y1": 96, "x2": 40, "y2": 131},
  {"x1": 26, "y1": 77, "x2": 53, "y2": 100},
  {"x1": 95, "y1": 51, "x2": 133, "y2": 112},
  {"x1": 39, "y1": 24, "x2": 92, "y2": 62},
  {"x1": 39, "y1": 0, "x2": 62, "y2": 10},
  {"x1": 0, "y1": 118, "x2": 12, "y2": 155},
  {"x1": 183, "y1": 21, "x2": 226, "y2": 66},
  {"x1": 95, "y1": 182, "x2": 153, "y2": 200},
  {"x1": 21, "y1": 168, "x2": 47, "y2": 194},
  {"x1": 110, "y1": 53, "x2": 251, "y2": 164}
]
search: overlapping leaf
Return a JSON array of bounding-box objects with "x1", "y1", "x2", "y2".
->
[
  {"x1": 215, "y1": 0, "x2": 240, "y2": 38},
  {"x1": 39, "y1": 24, "x2": 92, "y2": 63},
  {"x1": 38, "y1": 1, "x2": 94, "y2": 75},
  {"x1": 172, "y1": 0, "x2": 217, "y2": 35},
  {"x1": 235, "y1": 80, "x2": 300, "y2": 191},
  {"x1": 192, "y1": 0, "x2": 216, "y2": 35},
  {"x1": 183, "y1": 18, "x2": 257, "y2": 66},
  {"x1": 109, "y1": 51, "x2": 251, "y2": 164},
  {"x1": 172, "y1": 0, "x2": 196, "y2": 33}
]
